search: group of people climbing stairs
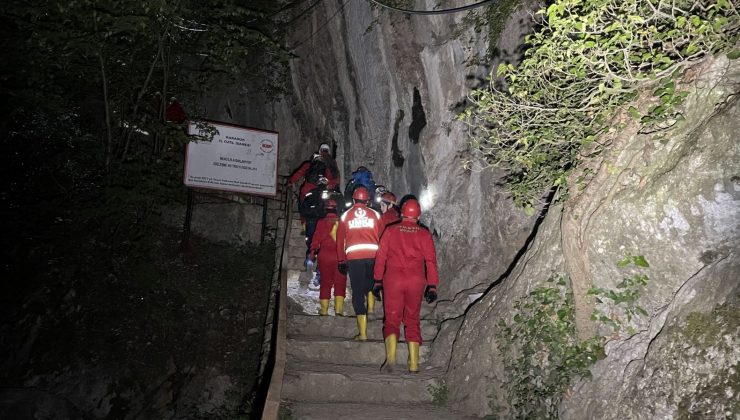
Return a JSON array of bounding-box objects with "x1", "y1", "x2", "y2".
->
[
  {"x1": 278, "y1": 144, "x2": 473, "y2": 417},
  {"x1": 279, "y1": 213, "x2": 474, "y2": 418}
]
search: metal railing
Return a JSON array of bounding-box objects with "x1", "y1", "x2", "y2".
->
[{"x1": 254, "y1": 178, "x2": 294, "y2": 419}]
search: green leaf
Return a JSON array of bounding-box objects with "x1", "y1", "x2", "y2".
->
[
  {"x1": 617, "y1": 256, "x2": 631, "y2": 268},
  {"x1": 632, "y1": 255, "x2": 650, "y2": 267},
  {"x1": 628, "y1": 106, "x2": 640, "y2": 119},
  {"x1": 727, "y1": 50, "x2": 740, "y2": 60}
]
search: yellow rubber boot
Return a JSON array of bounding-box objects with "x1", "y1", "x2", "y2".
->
[
  {"x1": 408, "y1": 342, "x2": 420, "y2": 373},
  {"x1": 354, "y1": 315, "x2": 368, "y2": 341},
  {"x1": 319, "y1": 299, "x2": 330, "y2": 316},
  {"x1": 334, "y1": 296, "x2": 344, "y2": 316},
  {"x1": 367, "y1": 292, "x2": 375, "y2": 314},
  {"x1": 382, "y1": 334, "x2": 397, "y2": 373}
]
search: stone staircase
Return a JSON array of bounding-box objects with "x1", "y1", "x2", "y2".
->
[{"x1": 279, "y1": 215, "x2": 473, "y2": 419}]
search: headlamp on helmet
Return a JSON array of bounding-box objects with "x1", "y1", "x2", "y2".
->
[
  {"x1": 381, "y1": 192, "x2": 397, "y2": 206},
  {"x1": 374, "y1": 185, "x2": 387, "y2": 203}
]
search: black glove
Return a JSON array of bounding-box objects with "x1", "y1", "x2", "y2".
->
[
  {"x1": 337, "y1": 262, "x2": 348, "y2": 275},
  {"x1": 372, "y1": 280, "x2": 383, "y2": 301},
  {"x1": 424, "y1": 285, "x2": 437, "y2": 304}
]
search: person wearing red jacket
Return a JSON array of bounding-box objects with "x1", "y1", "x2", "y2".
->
[
  {"x1": 288, "y1": 143, "x2": 341, "y2": 229},
  {"x1": 308, "y1": 199, "x2": 347, "y2": 316},
  {"x1": 336, "y1": 186, "x2": 383, "y2": 340},
  {"x1": 379, "y1": 191, "x2": 400, "y2": 233},
  {"x1": 372, "y1": 198, "x2": 438, "y2": 373}
]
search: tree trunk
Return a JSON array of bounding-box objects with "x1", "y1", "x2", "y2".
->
[
  {"x1": 99, "y1": 53, "x2": 113, "y2": 173},
  {"x1": 157, "y1": 41, "x2": 170, "y2": 156},
  {"x1": 561, "y1": 212, "x2": 597, "y2": 341},
  {"x1": 122, "y1": 32, "x2": 166, "y2": 160}
]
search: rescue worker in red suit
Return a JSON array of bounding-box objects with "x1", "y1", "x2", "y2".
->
[
  {"x1": 336, "y1": 186, "x2": 383, "y2": 340},
  {"x1": 308, "y1": 199, "x2": 347, "y2": 316},
  {"x1": 372, "y1": 198, "x2": 438, "y2": 373},
  {"x1": 379, "y1": 191, "x2": 400, "y2": 232},
  {"x1": 287, "y1": 143, "x2": 340, "y2": 230}
]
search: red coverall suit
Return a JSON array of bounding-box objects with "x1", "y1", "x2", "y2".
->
[
  {"x1": 309, "y1": 213, "x2": 346, "y2": 300},
  {"x1": 380, "y1": 207, "x2": 400, "y2": 233},
  {"x1": 373, "y1": 219, "x2": 439, "y2": 344},
  {"x1": 337, "y1": 203, "x2": 383, "y2": 315}
]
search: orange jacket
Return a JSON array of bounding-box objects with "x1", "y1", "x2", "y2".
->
[{"x1": 337, "y1": 203, "x2": 383, "y2": 261}]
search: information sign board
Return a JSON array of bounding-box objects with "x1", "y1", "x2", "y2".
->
[{"x1": 184, "y1": 121, "x2": 279, "y2": 196}]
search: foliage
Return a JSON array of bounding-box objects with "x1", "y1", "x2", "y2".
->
[
  {"x1": 428, "y1": 380, "x2": 449, "y2": 407},
  {"x1": 495, "y1": 275, "x2": 606, "y2": 419},
  {"x1": 496, "y1": 257, "x2": 653, "y2": 418},
  {"x1": 459, "y1": 0, "x2": 740, "y2": 208},
  {"x1": 588, "y1": 254, "x2": 650, "y2": 335},
  {"x1": 2, "y1": 0, "x2": 293, "y2": 170},
  {"x1": 1, "y1": 0, "x2": 295, "y2": 240}
]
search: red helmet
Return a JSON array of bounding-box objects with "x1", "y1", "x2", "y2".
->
[
  {"x1": 381, "y1": 192, "x2": 397, "y2": 205},
  {"x1": 401, "y1": 199, "x2": 421, "y2": 219},
  {"x1": 324, "y1": 199, "x2": 337, "y2": 210},
  {"x1": 352, "y1": 186, "x2": 369, "y2": 201}
]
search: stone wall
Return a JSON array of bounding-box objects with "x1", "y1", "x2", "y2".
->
[{"x1": 446, "y1": 55, "x2": 740, "y2": 417}]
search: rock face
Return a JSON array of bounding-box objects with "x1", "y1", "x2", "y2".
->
[
  {"x1": 556, "y1": 55, "x2": 740, "y2": 420},
  {"x1": 208, "y1": 1, "x2": 738, "y2": 418},
  {"x1": 266, "y1": 1, "x2": 541, "y2": 320},
  {"x1": 447, "y1": 55, "x2": 740, "y2": 417}
]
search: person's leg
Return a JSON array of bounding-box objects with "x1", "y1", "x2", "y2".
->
[
  {"x1": 383, "y1": 278, "x2": 403, "y2": 340},
  {"x1": 305, "y1": 218, "x2": 318, "y2": 257},
  {"x1": 401, "y1": 280, "x2": 425, "y2": 344},
  {"x1": 317, "y1": 259, "x2": 333, "y2": 301},
  {"x1": 333, "y1": 265, "x2": 347, "y2": 316},
  {"x1": 358, "y1": 259, "x2": 375, "y2": 307},
  {"x1": 348, "y1": 259, "x2": 366, "y2": 315},
  {"x1": 402, "y1": 279, "x2": 425, "y2": 373}
]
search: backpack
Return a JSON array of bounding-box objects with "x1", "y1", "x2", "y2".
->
[
  {"x1": 299, "y1": 186, "x2": 326, "y2": 220},
  {"x1": 305, "y1": 159, "x2": 327, "y2": 185},
  {"x1": 351, "y1": 169, "x2": 375, "y2": 199}
]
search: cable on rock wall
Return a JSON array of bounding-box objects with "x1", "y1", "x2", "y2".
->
[{"x1": 367, "y1": 0, "x2": 497, "y2": 15}]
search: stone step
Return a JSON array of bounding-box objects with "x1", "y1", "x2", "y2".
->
[
  {"x1": 286, "y1": 270, "x2": 389, "y2": 318},
  {"x1": 281, "y1": 401, "x2": 477, "y2": 420},
  {"x1": 287, "y1": 336, "x2": 430, "y2": 366},
  {"x1": 288, "y1": 313, "x2": 438, "y2": 341},
  {"x1": 288, "y1": 256, "x2": 307, "y2": 270},
  {"x1": 288, "y1": 245, "x2": 307, "y2": 259},
  {"x1": 289, "y1": 235, "x2": 307, "y2": 248},
  {"x1": 282, "y1": 361, "x2": 443, "y2": 404}
]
